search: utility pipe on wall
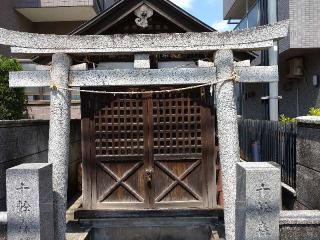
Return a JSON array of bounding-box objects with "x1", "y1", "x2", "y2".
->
[{"x1": 268, "y1": 0, "x2": 279, "y2": 121}]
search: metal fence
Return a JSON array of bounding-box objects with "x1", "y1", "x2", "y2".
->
[{"x1": 238, "y1": 119, "x2": 297, "y2": 188}]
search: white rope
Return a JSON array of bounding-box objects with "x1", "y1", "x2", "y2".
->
[{"x1": 50, "y1": 71, "x2": 239, "y2": 95}]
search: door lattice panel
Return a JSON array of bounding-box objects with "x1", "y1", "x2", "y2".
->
[
  {"x1": 94, "y1": 94, "x2": 146, "y2": 206},
  {"x1": 94, "y1": 94, "x2": 145, "y2": 156},
  {"x1": 152, "y1": 92, "x2": 202, "y2": 155},
  {"x1": 152, "y1": 92, "x2": 204, "y2": 206}
]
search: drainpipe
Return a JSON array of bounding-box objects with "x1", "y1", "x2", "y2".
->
[{"x1": 268, "y1": 0, "x2": 279, "y2": 121}]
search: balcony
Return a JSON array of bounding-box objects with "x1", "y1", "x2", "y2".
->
[
  {"x1": 15, "y1": 0, "x2": 102, "y2": 22},
  {"x1": 224, "y1": 0, "x2": 256, "y2": 20}
]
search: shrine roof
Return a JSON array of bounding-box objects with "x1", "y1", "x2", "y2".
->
[{"x1": 70, "y1": 0, "x2": 216, "y2": 35}]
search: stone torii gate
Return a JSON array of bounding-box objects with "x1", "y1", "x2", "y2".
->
[{"x1": 0, "y1": 20, "x2": 288, "y2": 240}]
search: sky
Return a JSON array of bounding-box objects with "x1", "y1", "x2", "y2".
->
[{"x1": 170, "y1": 0, "x2": 235, "y2": 32}]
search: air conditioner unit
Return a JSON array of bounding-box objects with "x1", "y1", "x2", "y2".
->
[{"x1": 288, "y1": 57, "x2": 304, "y2": 78}]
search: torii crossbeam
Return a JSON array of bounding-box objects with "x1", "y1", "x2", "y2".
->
[{"x1": 0, "y1": 20, "x2": 289, "y2": 240}]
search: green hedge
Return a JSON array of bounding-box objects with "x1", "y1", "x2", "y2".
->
[
  {"x1": 309, "y1": 107, "x2": 320, "y2": 116},
  {"x1": 0, "y1": 56, "x2": 25, "y2": 120}
]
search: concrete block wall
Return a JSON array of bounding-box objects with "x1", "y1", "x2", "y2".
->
[
  {"x1": 295, "y1": 119, "x2": 320, "y2": 210},
  {"x1": 0, "y1": 120, "x2": 81, "y2": 211}
]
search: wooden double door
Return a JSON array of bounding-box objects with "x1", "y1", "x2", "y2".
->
[{"x1": 82, "y1": 89, "x2": 217, "y2": 210}]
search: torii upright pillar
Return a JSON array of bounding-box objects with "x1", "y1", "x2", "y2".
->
[
  {"x1": 48, "y1": 53, "x2": 72, "y2": 240},
  {"x1": 215, "y1": 49, "x2": 240, "y2": 240}
]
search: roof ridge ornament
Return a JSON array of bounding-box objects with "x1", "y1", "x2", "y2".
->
[{"x1": 134, "y1": 4, "x2": 154, "y2": 29}]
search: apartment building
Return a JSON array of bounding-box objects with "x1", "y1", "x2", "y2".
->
[
  {"x1": 224, "y1": 0, "x2": 320, "y2": 119},
  {"x1": 0, "y1": 0, "x2": 118, "y2": 119}
]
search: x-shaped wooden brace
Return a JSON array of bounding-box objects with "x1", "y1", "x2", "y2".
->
[
  {"x1": 155, "y1": 160, "x2": 202, "y2": 202},
  {"x1": 98, "y1": 161, "x2": 144, "y2": 202}
]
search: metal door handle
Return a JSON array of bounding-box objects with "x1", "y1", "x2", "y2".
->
[{"x1": 145, "y1": 168, "x2": 153, "y2": 185}]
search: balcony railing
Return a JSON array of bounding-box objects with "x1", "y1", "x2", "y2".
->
[
  {"x1": 15, "y1": 0, "x2": 99, "y2": 8},
  {"x1": 15, "y1": 0, "x2": 101, "y2": 22}
]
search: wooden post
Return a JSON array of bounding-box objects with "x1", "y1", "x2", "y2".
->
[
  {"x1": 48, "y1": 53, "x2": 72, "y2": 240},
  {"x1": 215, "y1": 49, "x2": 240, "y2": 240}
]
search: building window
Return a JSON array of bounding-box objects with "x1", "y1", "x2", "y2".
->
[
  {"x1": 235, "y1": 0, "x2": 261, "y2": 30},
  {"x1": 25, "y1": 87, "x2": 80, "y2": 104}
]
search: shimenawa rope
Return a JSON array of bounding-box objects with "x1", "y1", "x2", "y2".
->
[{"x1": 49, "y1": 71, "x2": 239, "y2": 95}]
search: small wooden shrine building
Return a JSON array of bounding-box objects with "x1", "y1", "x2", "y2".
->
[{"x1": 72, "y1": 0, "x2": 223, "y2": 211}]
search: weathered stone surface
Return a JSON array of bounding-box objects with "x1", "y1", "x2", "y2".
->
[
  {"x1": 0, "y1": 212, "x2": 7, "y2": 224},
  {"x1": 71, "y1": 68, "x2": 218, "y2": 87},
  {"x1": 215, "y1": 49, "x2": 239, "y2": 240},
  {"x1": 134, "y1": 53, "x2": 150, "y2": 69},
  {"x1": 295, "y1": 117, "x2": 320, "y2": 211},
  {"x1": 91, "y1": 225, "x2": 220, "y2": 240},
  {"x1": 9, "y1": 71, "x2": 50, "y2": 87},
  {"x1": 10, "y1": 66, "x2": 278, "y2": 88},
  {"x1": 236, "y1": 66, "x2": 279, "y2": 83},
  {"x1": 296, "y1": 125, "x2": 320, "y2": 172},
  {"x1": 280, "y1": 211, "x2": 320, "y2": 240},
  {"x1": 280, "y1": 224, "x2": 320, "y2": 240},
  {"x1": 296, "y1": 165, "x2": 320, "y2": 209},
  {"x1": 236, "y1": 162, "x2": 281, "y2": 240},
  {"x1": 6, "y1": 163, "x2": 53, "y2": 240},
  {"x1": 295, "y1": 118, "x2": 320, "y2": 211},
  {"x1": 280, "y1": 210, "x2": 320, "y2": 225},
  {"x1": 296, "y1": 116, "x2": 320, "y2": 125},
  {"x1": 234, "y1": 60, "x2": 250, "y2": 66},
  {"x1": 70, "y1": 63, "x2": 88, "y2": 71},
  {"x1": 0, "y1": 20, "x2": 289, "y2": 54},
  {"x1": 48, "y1": 53, "x2": 72, "y2": 240},
  {"x1": 10, "y1": 68, "x2": 216, "y2": 87}
]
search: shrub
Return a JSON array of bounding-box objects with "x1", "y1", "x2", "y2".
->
[
  {"x1": 279, "y1": 114, "x2": 297, "y2": 124},
  {"x1": 0, "y1": 56, "x2": 25, "y2": 120},
  {"x1": 308, "y1": 107, "x2": 320, "y2": 117}
]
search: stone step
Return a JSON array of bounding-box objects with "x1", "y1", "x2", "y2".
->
[
  {"x1": 66, "y1": 221, "x2": 91, "y2": 240},
  {"x1": 89, "y1": 226, "x2": 222, "y2": 240}
]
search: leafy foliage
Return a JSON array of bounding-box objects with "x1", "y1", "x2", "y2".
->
[
  {"x1": 0, "y1": 56, "x2": 25, "y2": 120},
  {"x1": 279, "y1": 114, "x2": 297, "y2": 124},
  {"x1": 308, "y1": 107, "x2": 320, "y2": 117}
]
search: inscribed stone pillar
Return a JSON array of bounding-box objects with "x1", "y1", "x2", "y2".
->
[
  {"x1": 7, "y1": 163, "x2": 53, "y2": 240},
  {"x1": 236, "y1": 162, "x2": 281, "y2": 240},
  {"x1": 48, "y1": 53, "x2": 72, "y2": 240},
  {"x1": 214, "y1": 49, "x2": 239, "y2": 240}
]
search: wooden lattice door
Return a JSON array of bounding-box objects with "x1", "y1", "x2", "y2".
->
[
  {"x1": 150, "y1": 91, "x2": 216, "y2": 208},
  {"x1": 82, "y1": 88, "x2": 217, "y2": 210}
]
